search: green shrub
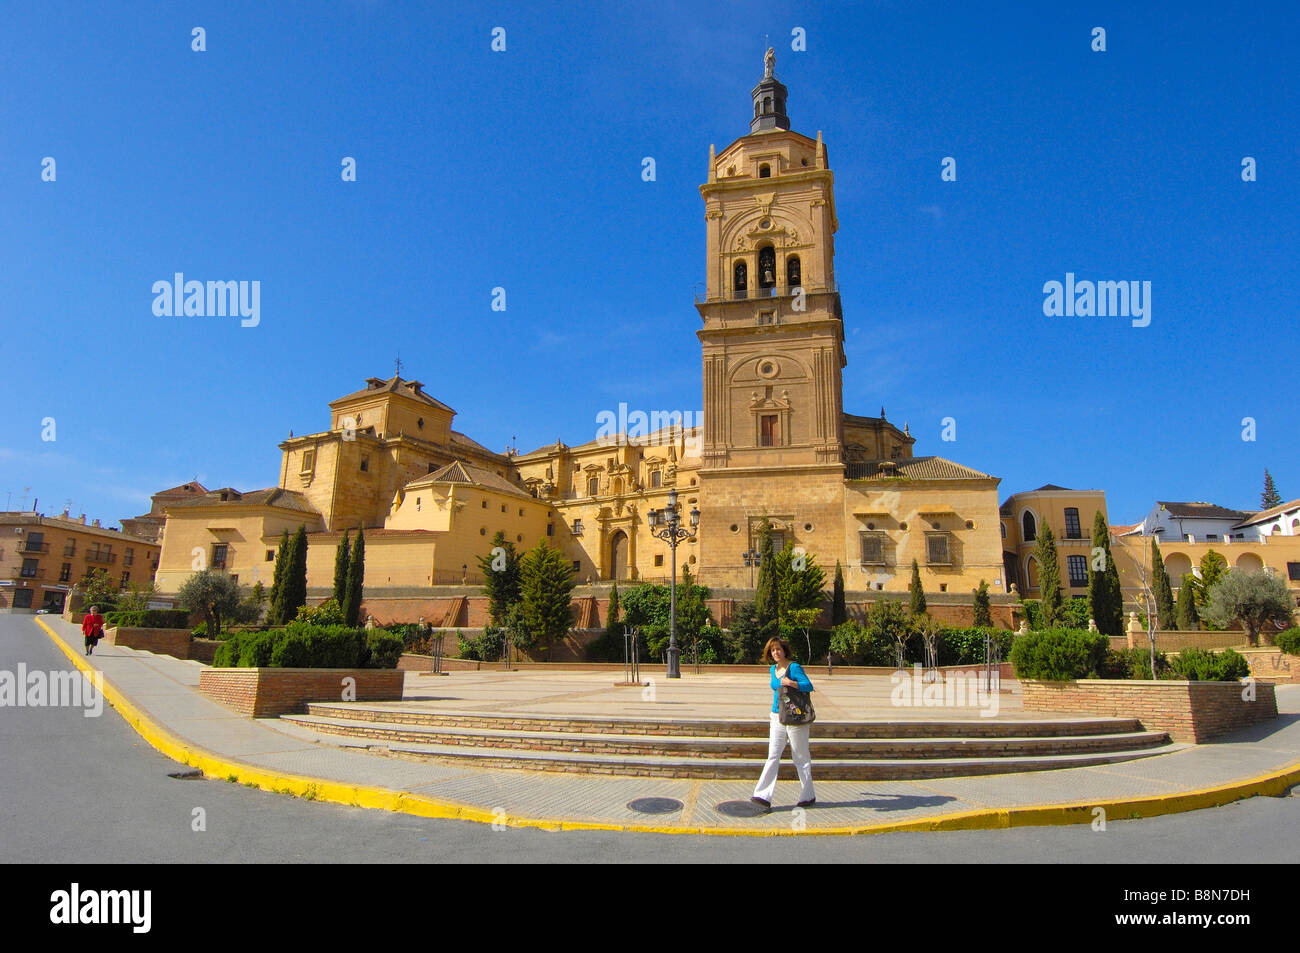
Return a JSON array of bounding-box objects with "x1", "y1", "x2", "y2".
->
[
  {"x1": 295, "y1": 598, "x2": 345, "y2": 626},
  {"x1": 1276, "y1": 628, "x2": 1300, "y2": 656},
  {"x1": 1170, "y1": 647, "x2": 1250, "y2": 682},
  {"x1": 1099, "y1": 647, "x2": 1171, "y2": 680},
  {"x1": 104, "y1": 609, "x2": 191, "y2": 629},
  {"x1": 1009, "y1": 628, "x2": 1109, "y2": 681},
  {"x1": 365, "y1": 631, "x2": 404, "y2": 669},
  {"x1": 935, "y1": 627, "x2": 1015, "y2": 666}
]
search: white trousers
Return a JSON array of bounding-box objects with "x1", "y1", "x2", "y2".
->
[{"x1": 752, "y1": 712, "x2": 815, "y2": 803}]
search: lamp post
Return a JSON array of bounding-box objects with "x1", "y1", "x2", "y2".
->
[
  {"x1": 742, "y1": 549, "x2": 762, "y2": 588},
  {"x1": 646, "y1": 489, "x2": 700, "y2": 679}
]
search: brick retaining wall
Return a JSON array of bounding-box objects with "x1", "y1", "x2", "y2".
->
[
  {"x1": 1021, "y1": 679, "x2": 1277, "y2": 742},
  {"x1": 198, "y1": 668, "x2": 406, "y2": 717},
  {"x1": 105, "y1": 626, "x2": 192, "y2": 659}
]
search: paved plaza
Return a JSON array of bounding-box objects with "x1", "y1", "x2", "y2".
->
[{"x1": 30, "y1": 616, "x2": 1300, "y2": 835}]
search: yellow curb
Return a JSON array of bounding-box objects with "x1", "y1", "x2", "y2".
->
[{"x1": 34, "y1": 618, "x2": 1300, "y2": 837}]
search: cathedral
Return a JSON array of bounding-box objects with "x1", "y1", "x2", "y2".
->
[{"x1": 154, "y1": 51, "x2": 1007, "y2": 608}]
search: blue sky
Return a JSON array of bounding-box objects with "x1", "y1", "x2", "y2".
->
[{"x1": 2, "y1": 0, "x2": 1296, "y2": 527}]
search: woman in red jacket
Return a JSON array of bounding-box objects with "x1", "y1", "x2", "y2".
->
[{"x1": 81, "y1": 605, "x2": 104, "y2": 655}]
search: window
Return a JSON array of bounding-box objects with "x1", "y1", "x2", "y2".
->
[
  {"x1": 925, "y1": 533, "x2": 951, "y2": 565},
  {"x1": 20, "y1": 559, "x2": 38, "y2": 578},
  {"x1": 360, "y1": 455, "x2": 369, "y2": 472},
  {"x1": 265, "y1": 550, "x2": 275, "y2": 561},
  {"x1": 300, "y1": 450, "x2": 315, "y2": 473},
  {"x1": 59, "y1": 563, "x2": 71, "y2": 583},
  {"x1": 211, "y1": 544, "x2": 227, "y2": 570},
  {"x1": 1064, "y1": 508, "x2": 1081, "y2": 539},
  {"x1": 1067, "y1": 555, "x2": 1088, "y2": 587},
  {"x1": 860, "y1": 532, "x2": 885, "y2": 566},
  {"x1": 1022, "y1": 511, "x2": 1037, "y2": 542},
  {"x1": 1288, "y1": 563, "x2": 1300, "y2": 582},
  {"x1": 760, "y1": 415, "x2": 779, "y2": 447}
]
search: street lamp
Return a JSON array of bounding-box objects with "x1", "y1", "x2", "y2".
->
[
  {"x1": 742, "y1": 548, "x2": 762, "y2": 588},
  {"x1": 646, "y1": 488, "x2": 700, "y2": 679}
]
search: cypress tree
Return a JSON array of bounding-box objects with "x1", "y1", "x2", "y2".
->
[
  {"x1": 1086, "y1": 511, "x2": 1123, "y2": 636},
  {"x1": 972, "y1": 579, "x2": 992, "y2": 627},
  {"x1": 831, "y1": 561, "x2": 847, "y2": 627},
  {"x1": 1150, "y1": 538, "x2": 1175, "y2": 630},
  {"x1": 332, "y1": 531, "x2": 351, "y2": 606},
  {"x1": 1176, "y1": 576, "x2": 1199, "y2": 631},
  {"x1": 342, "y1": 528, "x2": 365, "y2": 627},
  {"x1": 477, "y1": 530, "x2": 521, "y2": 626},
  {"x1": 1036, "y1": 521, "x2": 1064, "y2": 626},
  {"x1": 908, "y1": 559, "x2": 926, "y2": 616},
  {"x1": 754, "y1": 518, "x2": 778, "y2": 628},
  {"x1": 267, "y1": 529, "x2": 290, "y2": 624},
  {"x1": 1262, "y1": 469, "x2": 1282, "y2": 509}
]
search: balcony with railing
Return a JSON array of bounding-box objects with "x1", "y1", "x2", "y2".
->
[
  {"x1": 694, "y1": 280, "x2": 839, "y2": 304},
  {"x1": 18, "y1": 540, "x2": 50, "y2": 554}
]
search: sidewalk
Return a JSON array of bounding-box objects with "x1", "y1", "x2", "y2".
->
[{"x1": 35, "y1": 616, "x2": 1300, "y2": 835}]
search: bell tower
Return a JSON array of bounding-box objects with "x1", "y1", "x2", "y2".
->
[{"x1": 696, "y1": 48, "x2": 845, "y2": 474}]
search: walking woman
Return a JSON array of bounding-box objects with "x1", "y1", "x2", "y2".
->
[
  {"x1": 81, "y1": 604, "x2": 104, "y2": 656},
  {"x1": 751, "y1": 636, "x2": 815, "y2": 810}
]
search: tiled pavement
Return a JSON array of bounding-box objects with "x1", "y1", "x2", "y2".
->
[{"x1": 34, "y1": 617, "x2": 1300, "y2": 834}]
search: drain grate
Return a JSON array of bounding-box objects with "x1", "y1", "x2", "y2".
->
[
  {"x1": 167, "y1": 770, "x2": 204, "y2": 780},
  {"x1": 716, "y1": 799, "x2": 768, "y2": 818},
  {"x1": 627, "y1": 797, "x2": 684, "y2": 815}
]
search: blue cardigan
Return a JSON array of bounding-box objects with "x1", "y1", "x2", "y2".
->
[{"x1": 770, "y1": 661, "x2": 814, "y2": 713}]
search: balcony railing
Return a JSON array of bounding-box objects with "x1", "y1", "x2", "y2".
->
[
  {"x1": 85, "y1": 551, "x2": 117, "y2": 564},
  {"x1": 695, "y1": 280, "x2": 839, "y2": 304},
  {"x1": 18, "y1": 540, "x2": 50, "y2": 554}
]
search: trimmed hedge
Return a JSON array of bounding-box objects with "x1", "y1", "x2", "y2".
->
[
  {"x1": 1170, "y1": 647, "x2": 1250, "y2": 682},
  {"x1": 211, "y1": 623, "x2": 402, "y2": 669},
  {"x1": 1009, "y1": 628, "x2": 1109, "y2": 681},
  {"x1": 104, "y1": 609, "x2": 191, "y2": 629},
  {"x1": 1277, "y1": 628, "x2": 1300, "y2": 656}
]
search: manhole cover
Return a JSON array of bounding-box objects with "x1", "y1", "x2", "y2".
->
[
  {"x1": 716, "y1": 799, "x2": 768, "y2": 818},
  {"x1": 167, "y1": 770, "x2": 204, "y2": 780},
  {"x1": 627, "y1": 797, "x2": 683, "y2": 815}
]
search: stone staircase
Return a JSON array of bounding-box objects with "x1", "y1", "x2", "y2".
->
[{"x1": 278, "y1": 704, "x2": 1180, "y2": 780}]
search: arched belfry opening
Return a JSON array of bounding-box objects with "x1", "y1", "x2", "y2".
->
[
  {"x1": 733, "y1": 260, "x2": 748, "y2": 297},
  {"x1": 758, "y1": 246, "x2": 776, "y2": 290}
]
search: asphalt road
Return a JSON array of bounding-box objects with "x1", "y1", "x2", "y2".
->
[{"x1": 2, "y1": 613, "x2": 1297, "y2": 863}]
